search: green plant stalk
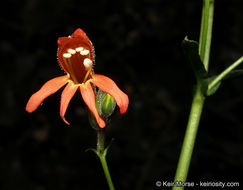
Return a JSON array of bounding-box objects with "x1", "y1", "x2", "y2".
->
[
  {"x1": 173, "y1": 0, "x2": 214, "y2": 189},
  {"x1": 99, "y1": 154, "x2": 115, "y2": 190},
  {"x1": 199, "y1": 0, "x2": 214, "y2": 71},
  {"x1": 208, "y1": 56, "x2": 243, "y2": 92},
  {"x1": 97, "y1": 129, "x2": 105, "y2": 152},
  {"x1": 97, "y1": 129, "x2": 115, "y2": 190},
  {"x1": 173, "y1": 85, "x2": 205, "y2": 189}
]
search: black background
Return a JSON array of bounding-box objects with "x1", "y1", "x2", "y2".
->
[{"x1": 0, "y1": 0, "x2": 242, "y2": 189}]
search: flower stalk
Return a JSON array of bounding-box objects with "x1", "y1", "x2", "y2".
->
[
  {"x1": 97, "y1": 129, "x2": 105, "y2": 152},
  {"x1": 96, "y1": 129, "x2": 115, "y2": 190},
  {"x1": 88, "y1": 91, "x2": 117, "y2": 190}
]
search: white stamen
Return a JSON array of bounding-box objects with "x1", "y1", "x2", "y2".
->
[
  {"x1": 83, "y1": 58, "x2": 92, "y2": 68},
  {"x1": 68, "y1": 49, "x2": 76, "y2": 54},
  {"x1": 63, "y1": 53, "x2": 71, "y2": 58},
  {"x1": 80, "y1": 49, "x2": 89, "y2": 55},
  {"x1": 75, "y1": 47, "x2": 84, "y2": 52}
]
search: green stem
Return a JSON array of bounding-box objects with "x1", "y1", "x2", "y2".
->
[
  {"x1": 199, "y1": 0, "x2": 214, "y2": 71},
  {"x1": 173, "y1": 85, "x2": 205, "y2": 189},
  {"x1": 96, "y1": 129, "x2": 115, "y2": 190},
  {"x1": 208, "y1": 56, "x2": 243, "y2": 92},
  {"x1": 99, "y1": 154, "x2": 115, "y2": 190},
  {"x1": 97, "y1": 129, "x2": 105, "y2": 152},
  {"x1": 173, "y1": 0, "x2": 214, "y2": 189}
]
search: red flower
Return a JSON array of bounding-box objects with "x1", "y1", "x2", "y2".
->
[{"x1": 26, "y1": 28, "x2": 129, "y2": 128}]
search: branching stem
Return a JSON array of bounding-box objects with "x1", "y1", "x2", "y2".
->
[{"x1": 173, "y1": 0, "x2": 214, "y2": 189}]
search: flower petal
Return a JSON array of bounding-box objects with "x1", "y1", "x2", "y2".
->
[
  {"x1": 26, "y1": 75, "x2": 68, "y2": 113},
  {"x1": 91, "y1": 74, "x2": 129, "y2": 114},
  {"x1": 60, "y1": 82, "x2": 78, "y2": 125},
  {"x1": 72, "y1": 28, "x2": 87, "y2": 38},
  {"x1": 57, "y1": 37, "x2": 69, "y2": 46},
  {"x1": 79, "y1": 82, "x2": 106, "y2": 128}
]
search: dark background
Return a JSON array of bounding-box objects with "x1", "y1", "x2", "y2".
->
[{"x1": 0, "y1": 0, "x2": 242, "y2": 189}]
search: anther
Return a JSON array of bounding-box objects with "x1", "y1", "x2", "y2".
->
[
  {"x1": 68, "y1": 49, "x2": 76, "y2": 54},
  {"x1": 75, "y1": 47, "x2": 84, "y2": 52},
  {"x1": 80, "y1": 49, "x2": 89, "y2": 55},
  {"x1": 63, "y1": 53, "x2": 72, "y2": 58},
  {"x1": 83, "y1": 58, "x2": 92, "y2": 68}
]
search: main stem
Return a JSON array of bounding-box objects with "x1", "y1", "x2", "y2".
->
[
  {"x1": 97, "y1": 129, "x2": 115, "y2": 190},
  {"x1": 173, "y1": 0, "x2": 214, "y2": 189},
  {"x1": 173, "y1": 86, "x2": 205, "y2": 189}
]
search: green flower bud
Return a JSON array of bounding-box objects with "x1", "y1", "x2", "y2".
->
[
  {"x1": 96, "y1": 89, "x2": 116, "y2": 119},
  {"x1": 88, "y1": 89, "x2": 116, "y2": 130},
  {"x1": 101, "y1": 93, "x2": 116, "y2": 118}
]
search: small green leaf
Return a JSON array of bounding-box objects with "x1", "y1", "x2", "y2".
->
[
  {"x1": 103, "y1": 138, "x2": 114, "y2": 157},
  {"x1": 85, "y1": 148, "x2": 98, "y2": 155},
  {"x1": 206, "y1": 69, "x2": 243, "y2": 96},
  {"x1": 182, "y1": 36, "x2": 208, "y2": 80},
  {"x1": 205, "y1": 76, "x2": 221, "y2": 96},
  {"x1": 207, "y1": 81, "x2": 221, "y2": 96}
]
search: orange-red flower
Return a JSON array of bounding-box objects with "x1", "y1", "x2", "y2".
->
[{"x1": 26, "y1": 28, "x2": 129, "y2": 128}]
